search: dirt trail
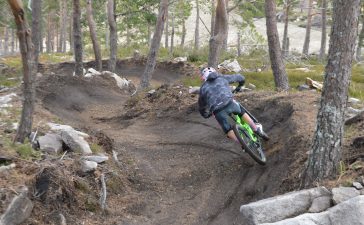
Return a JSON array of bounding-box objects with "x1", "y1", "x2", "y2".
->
[{"x1": 34, "y1": 60, "x2": 354, "y2": 225}]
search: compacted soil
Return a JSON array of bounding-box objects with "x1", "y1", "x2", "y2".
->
[{"x1": 2, "y1": 59, "x2": 362, "y2": 225}]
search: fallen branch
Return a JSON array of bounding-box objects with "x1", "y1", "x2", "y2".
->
[
  {"x1": 99, "y1": 173, "x2": 107, "y2": 211},
  {"x1": 112, "y1": 150, "x2": 126, "y2": 171}
]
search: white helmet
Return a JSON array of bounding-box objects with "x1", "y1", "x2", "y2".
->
[{"x1": 201, "y1": 67, "x2": 216, "y2": 80}]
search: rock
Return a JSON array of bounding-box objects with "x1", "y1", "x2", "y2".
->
[
  {"x1": 345, "y1": 111, "x2": 364, "y2": 125},
  {"x1": 47, "y1": 123, "x2": 89, "y2": 138},
  {"x1": 240, "y1": 187, "x2": 331, "y2": 225},
  {"x1": 347, "y1": 107, "x2": 361, "y2": 114},
  {"x1": 173, "y1": 57, "x2": 187, "y2": 62},
  {"x1": 332, "y1": 187, "x2": 360, "y2": 205},
  {"x1": 0, "y1": 93, "x2": 17, "y2": 108},
  {"x1": 81, "y1": 154, "x2": 109, "y2": 163},
  {"x1": 101, "y1": 71, "x2": 131, "y2": 89},
  {"x1": 0, "y1": 86, "x2": 10, "y2": 93},
  {"x1": 218, "y1": 59, "x2": 242, "y2": 73},
  {"x1": 189, "y1": 86, "x2": 200, "y2": 94},
  {"x1": 297, "y1": 84, "x2": 311, "y2": 91},
  {"x1": 80, "y1": 160, "x2": 97, "y2": 173},
  {"x1": 352, "y1": 136, "x2": 364, "y2": 149},
  {"x1": 147, "y1": 89, "x2": 156, "y2": 96},
  {"x1": 0, "y1": 186, "x2": 33, "y2": 225},
  {"x1": 353, "y1": 182, "x2": 363, "y2": 190},
  {"x1": 0, "y1": 163, "x2": 16, "y2": 173},
  {"x1": 88, "y1": 68, "x2": 101, "y2": 76},
  {"x1": 348, "y1": 97, "x2": 360, "y2": 104},
  {"x1": 60, "y1": 129, "x2": 92, "y2": 155},
  {"x1": 247, "y1": 83, "x2": 256, "y2": 90},
  {"x1": 308, "y1": 196, "x2": 332, "y2": 213},
  {"x1": 38, "y1": 134, "x2": 63, "y2": 155}
]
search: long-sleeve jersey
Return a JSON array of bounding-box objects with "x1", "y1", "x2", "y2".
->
[{"x1": 198, "y1": 72, "x2": 245, "y2": 118}]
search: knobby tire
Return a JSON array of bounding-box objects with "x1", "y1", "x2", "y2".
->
[{"x1": 232, "y1": 124, "x2": 266, "y2": 165}]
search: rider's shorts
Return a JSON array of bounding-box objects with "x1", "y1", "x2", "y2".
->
[{"x1": 213, "y1": 99, "x2": 246, "y2": 134}]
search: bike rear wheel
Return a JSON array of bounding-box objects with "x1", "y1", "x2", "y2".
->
[{"x1": 232, "y1": 124, "x2": 266, "y2": 165}]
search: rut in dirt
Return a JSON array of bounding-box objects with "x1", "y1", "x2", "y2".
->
[{"x1": 36, "y1": 61, "x2": 316, "y2": 225}]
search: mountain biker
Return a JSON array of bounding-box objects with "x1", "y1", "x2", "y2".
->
[{"x1": 198, "y1": 67, "x2": 269, "y2": 142}]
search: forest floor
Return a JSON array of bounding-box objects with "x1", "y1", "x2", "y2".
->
[{"x1": 1, "y1": 59, "x2": 364, "y2": 225}]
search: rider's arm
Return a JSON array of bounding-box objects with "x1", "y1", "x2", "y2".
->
[
  {"x1": 198, "y1": 94, "x2": 211, "y2": 118},
  {"x1": 224, "y1": 74, "x2": 245, "y2": 87}
]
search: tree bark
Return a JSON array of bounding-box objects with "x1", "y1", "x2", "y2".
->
[
  {"x1": 356, "y1": 6, "x2": 364, "y2": 62},
  {"x1": 107, "y1": 0, "x2": 117, "y2": 72},
  {"x1": 208, "y1": 0, "x2": 227, "y2": 67},
  {"x1": 139, "y1": 0, "x2": 168, "y2": 89},
  {"x1": 222, "y1": 0, "x2": 229, "y2": 51},
  {"x1": 180, "y1": 17, "x2": 186, "y2": 47},
  {"x1": 69, "y1": 12, "x2": 73, "y2": 53},
  {"x1": 86, "y1": 0, "x2": 102, "y2": 71},
  {"x1": 194, "y1": 0, "x2": 200, "y2": 50},
  {"x1": 237, "y1": 31, "x2": 241, "y2": 56},
  {"x1": 46, "y1": 12, "x2": 51, "y2": 53},
  {"x1": 211, "y1": 0, "x2": 216, "y2": 37},
  {"x1": 4, "y1": 26, "x2": 8, "y2": 54},
  {"x1": 11, "y1": 28, "x2": 14, "y2": 53},
  {"x1": 7, "y1": 0, "x2": 35, "y2": 143},
  {"x1": 165, "y1": 9, "x2": 169, "y2": 48},
  {"x1": 31, "y1": 0, "x2": 42, "y2": 69},
  {"x1": 303, "y1": 0, "x2": 360, "y2": 187},
  {"x1": 302, "y1": 0, "x2": 313, "y2": 55},
  {"x1": 282, "y1": 0, "x2": 290, "y2": 57},
  {"x1": 170, "y1": 12, "x2": 175, "y2": 54},
  {"x1": 59, "y1": 0, "x2": 67, "y2": 52},
  {"x1": 265, "y1": 0, "x2": 289, "y2": 91},
  {"x1": 73, "y1": 0, "x2": 83, "y2": 76},
  {"x1": 319, "y1": 0, "x2": 327, "y2": 60}
]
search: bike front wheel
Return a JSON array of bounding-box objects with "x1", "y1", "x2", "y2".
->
[{"x1": 232, "y1": 124, "x2": 266, "y2": 165}]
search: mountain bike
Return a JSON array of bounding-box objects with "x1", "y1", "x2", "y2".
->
[{"x1": 229, "y1": 91, "x2": 267, "y2": 165}]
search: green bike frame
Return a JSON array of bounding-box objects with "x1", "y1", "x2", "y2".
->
[{"x1": 234, "y1": 115, "x2": 258, "y2": 142}]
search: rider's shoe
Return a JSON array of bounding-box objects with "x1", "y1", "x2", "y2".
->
[{"x1": 255, "y1": 124, "x2": 270, "y2": 141}]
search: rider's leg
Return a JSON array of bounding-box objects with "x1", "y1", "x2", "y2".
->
[
  {"x1": 227, "y1": 129, "x2": 238, "y2": 141},
  {"x1": 242, "y1": 113, "x2": 258, "y2": 131}
]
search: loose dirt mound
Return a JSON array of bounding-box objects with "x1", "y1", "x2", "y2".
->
[{"x1": 28, "y1": 63, "x2": 364, "y2": 224}]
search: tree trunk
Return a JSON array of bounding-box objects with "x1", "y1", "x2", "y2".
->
[
  {"x1": 222, "y1": 0, "x2": 229, "y2": 51},
  {"x1": 69, "y1": 12, "x2": 73, "y2": 52},
  {"x1": 46, "y1": 12, "x2": 51, "y2": 53},
  {"x1": 302, "y1": 0, "x2": 313, "y2": 55},
  {"x1": 180, "y1": 17, "x2": 186, "y2": 47},
  {"x1": 11, "y1": 28, "x2": 15, "y2": 53},
  {"x1": 194, "y1": 0, "x2": 200, "y2": 50},
  {"x1": 86, "y1": 0, "x2": 102, "y2": 71},
  {"x1": 31, "y1": 0, "x2": 42, "y2": 69},
  {"x1": 356, "y1": 7, "x2": 364, "y2": 62},
  {"x1": 139, "y1": 0, "x2": 168, "y2": 89},
  {"x1": 7, "y1": 0, "x2": 35, "y2": 143},
  {"x1": 265, "y1": 0, "x2": 289, "y2": 91},
  {"x1": 208, "y1": 0, "x2": 227, "y2": 67},
  {"x1": 73, "y1": 0, "x2": 83, "y2": 76},
  {"x1": 170, "y1": 12, "x2": 175, "y2": 54},
  {"x1": 107, "y1": 0, "x2": 117, "y2": 72},
  {"x1": 39, "y1": 20, "x2": 43, "y2": 53},
  {"x1": 59, "y1": 0, "x2": 67, "y2": 52},
  {"x1": 319, "y1": 0, "x2": 327, "y2": 60},
  {"x1": 211, "y1": 0, "x2": 216, "y2": 37},
  {"x1": 4, "y1": 26, "x2": 8, "y2": 54},
  {"x1": 165, "y1": 9, "x2": 169, "y2": 49},
  {"x1": 303, "y1": 0, "x2": 360, "y2": 187},
  {"x1": 282, "y1": 0, "x2": 290, "y2": 57}
]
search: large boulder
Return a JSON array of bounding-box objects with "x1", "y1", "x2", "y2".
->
[
  {"x1": 0, "y1": 187, "x2": 33, "y2": 225},
  {"x1": 240, "y1": 187, "x2": 331, "y2": 225},
  {"x1": 38, "y1": 133, "x2": 63, "y2": 154}
]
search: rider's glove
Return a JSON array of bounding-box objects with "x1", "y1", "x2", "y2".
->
[{"x1": 235, "y1": 86, "x2": 242, "y2": 93}]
